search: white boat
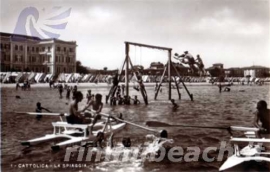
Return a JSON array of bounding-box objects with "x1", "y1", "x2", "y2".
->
[
  {"x1": 219, "y1": 126, "x2": 270, "y2": 171},
  {"x1": 21, "y1": 112, "x2": 126, "y2": 150}
]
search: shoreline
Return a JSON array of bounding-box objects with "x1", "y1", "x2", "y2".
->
[{"x1": 1, "y1": 82, "x2": 269, "y2": 88}]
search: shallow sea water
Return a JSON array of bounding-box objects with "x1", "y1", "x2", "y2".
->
[{"x1": 1, "y1": 84, "x2": 270, "y2": 171}]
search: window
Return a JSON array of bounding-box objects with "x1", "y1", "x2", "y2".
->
[
  {"x1": 5, "y1": 44, "x2": 10, "y2": 49},
  {"x1": 36, "y1": 47, "x2": 39, "y2": 52},
  {"x1": 0, "y1": 44, "x2": 3, "y2": 50},
  {"x1": 20, "y1": 45, "x2": 23, "y2": 51},
  {"x1": 14, "y1": 55, "x2": 18, "y2": 62},
  {"x1": 57, "y1": 47, "x2": 60, "y2": 51},
  {"x1": 27, "y1": 47, "x2": 29, "y2": 52},
  {"x1": 42, "y1": 47, "x2": 45, "y2": 51},
  {"x1": 32, "y1": 47, "x2": 35, "y2": 52},
  {"x1": 15, "y1": 45, "x2": 18, "y2": 50},
  {"x1": 48, "y1": 47, "x2": 51, "y2": 52},
  {"x1": 64, "y1": 47, "x2": 66, "y2": 52},
  {"x1": 69, "y1": 48, "x2": 73, "y2": 52},
  {"x1": 21, "y1": 55, "x2": 24, "y2": 62}
]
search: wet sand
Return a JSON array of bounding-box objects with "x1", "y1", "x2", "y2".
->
[{"x1": 1, "y1": 83, "x2": 270, "y2": 171}]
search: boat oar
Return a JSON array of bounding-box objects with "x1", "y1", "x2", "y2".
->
[
  {"x1": 146, "y1": 121, "x2": 232, "y2": 134},
  {"x1": 15, "y1": 112, "x2": 63, "y2": 116},
  {"x1": 100, "y1": 112, "x2": 168, "y2": 138}
]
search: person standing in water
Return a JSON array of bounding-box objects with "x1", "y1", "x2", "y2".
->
[
  {"x1": 170, "y1": 99, "x2": 179, "y2": 110},
  {"x1": 72, "y1": 85, "x2": 78, "y2": 100},
  {"x1": 58, "y1": 83, "x2": 63, "y2": 99},
  {"x1": 36, "y1": 102, "x2": 52, "y2": 120},
  {"x1": 254, "y1": 100, "x2": 270, "y2": 137},
  {"x1": 66, "y1": 86, "x2": 71, "y2": 100}
]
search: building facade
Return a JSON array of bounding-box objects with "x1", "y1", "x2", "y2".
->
[
  {"x1": 242, "y1": 65, "x2": 270, "y2": 78},
  {"x1": 224, "y1": 67, "x2": 244, "y2": 77},
  {"x1": 207, "y1": 63, "x2": 270, "y2": 78},
  {"x1": 0, "y1": 32, "x2": 77, "y2": 75}
]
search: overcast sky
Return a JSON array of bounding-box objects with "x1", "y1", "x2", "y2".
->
[{"x1": 1, "y1": 0, "x2": 269, "y2": 69}]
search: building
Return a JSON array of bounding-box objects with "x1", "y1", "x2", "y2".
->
[
  {"x1": 206, "y1": 63, "x2": 224, "y2": 77},
  {"x1": 0, "y1": 32, "x2": 77, "y2": 75},
  {"x1": 212, "y1": 63, "x2": 224, "y2": 69},
  {"x1": 207, "y1": 63, "x2": 270, "y2": 78},
  {"x1": 149, "y1": 62, "x2": 164, "y2": 70},
  {"x1": 242, "y1": 65, "x2": 270, "y2": 78},
  {"x1": 224, "y1": 67, "x2": 244, "y2": 77}
]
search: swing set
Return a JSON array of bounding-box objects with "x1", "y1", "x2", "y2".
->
[{"x1": 107, "y1": 41, "x2": 193, "y2": 105}]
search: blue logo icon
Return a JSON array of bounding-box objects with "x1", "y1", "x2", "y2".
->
[{"x1": 13, "y1": 6, "x2": 71, "y2": 39}]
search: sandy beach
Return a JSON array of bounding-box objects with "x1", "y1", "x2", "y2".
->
[{"x1": 1, "y1": 83, "x2": 270, "y2": 171}]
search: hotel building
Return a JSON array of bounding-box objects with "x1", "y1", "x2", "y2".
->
[{"x1": 0, "y1": 32, "x2": 77, "y2": 75}]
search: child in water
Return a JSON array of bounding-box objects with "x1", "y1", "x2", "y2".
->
[
  {"x1": 133, "y1": 95, "x2": 140, "y2": 105},
  {"x1": 36, "y1": 102, "x2": 52, "y2": 120}
]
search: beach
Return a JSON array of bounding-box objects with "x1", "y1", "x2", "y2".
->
[{"x1": 1, "y1": 83, "x2": 270, "y2": 171}]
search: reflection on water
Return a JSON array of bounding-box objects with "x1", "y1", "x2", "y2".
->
[{"x1": 1, "y1": 84, "x2": 270, "y2": 171}]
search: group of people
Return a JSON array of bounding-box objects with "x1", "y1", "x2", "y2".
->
[
  {"x1": 54, "y1": 83, "x2": 78, "y2": 100},
  {"x1": 174, "y1": 51, "x2": 206, "y2": 76},
  {"x1": 66, "y1": 91, "x2": 103, "y2": 131},
  {"x1": 109, "y1": 95, "x2": 140, "y2": 106},
  {"x1": 16, "y1": 79, "x2": 31, "y2": 91},
  {"x1": 106, "y1": 71, "x2": 145, "y2": 106}
]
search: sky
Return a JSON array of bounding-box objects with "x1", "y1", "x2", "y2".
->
[{"x1": 1, "y1": 0, "x2": 269, "y2": 70}]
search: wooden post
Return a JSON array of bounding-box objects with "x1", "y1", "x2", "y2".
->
[
  {"x1": 168, "y1": 50, "x2": 172, "y2": 100},
  {"x1": 154, "y1": 64, "x2": 167, "y2": 100},
  {"x1": 125, "y1": 43, "x2": 129, "y2": 97},
  {"x1": 172, "y1": 63, "x2": 193, "y2": 101},
  {"x1": 173, "y1": 76, "x2": 181, "y2": 100}
]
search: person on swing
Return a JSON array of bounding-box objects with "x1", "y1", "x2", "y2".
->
[
  {"x1": 195, "y1": 54, "x2": 206, "y2": 75},
  {"x1": 174, "y1": 51, "x2": 197, "y2": 73}
]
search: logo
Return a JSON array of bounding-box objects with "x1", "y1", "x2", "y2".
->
[{"x1": 13, "y1": 6, "x2": 71, "y2": 39}]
